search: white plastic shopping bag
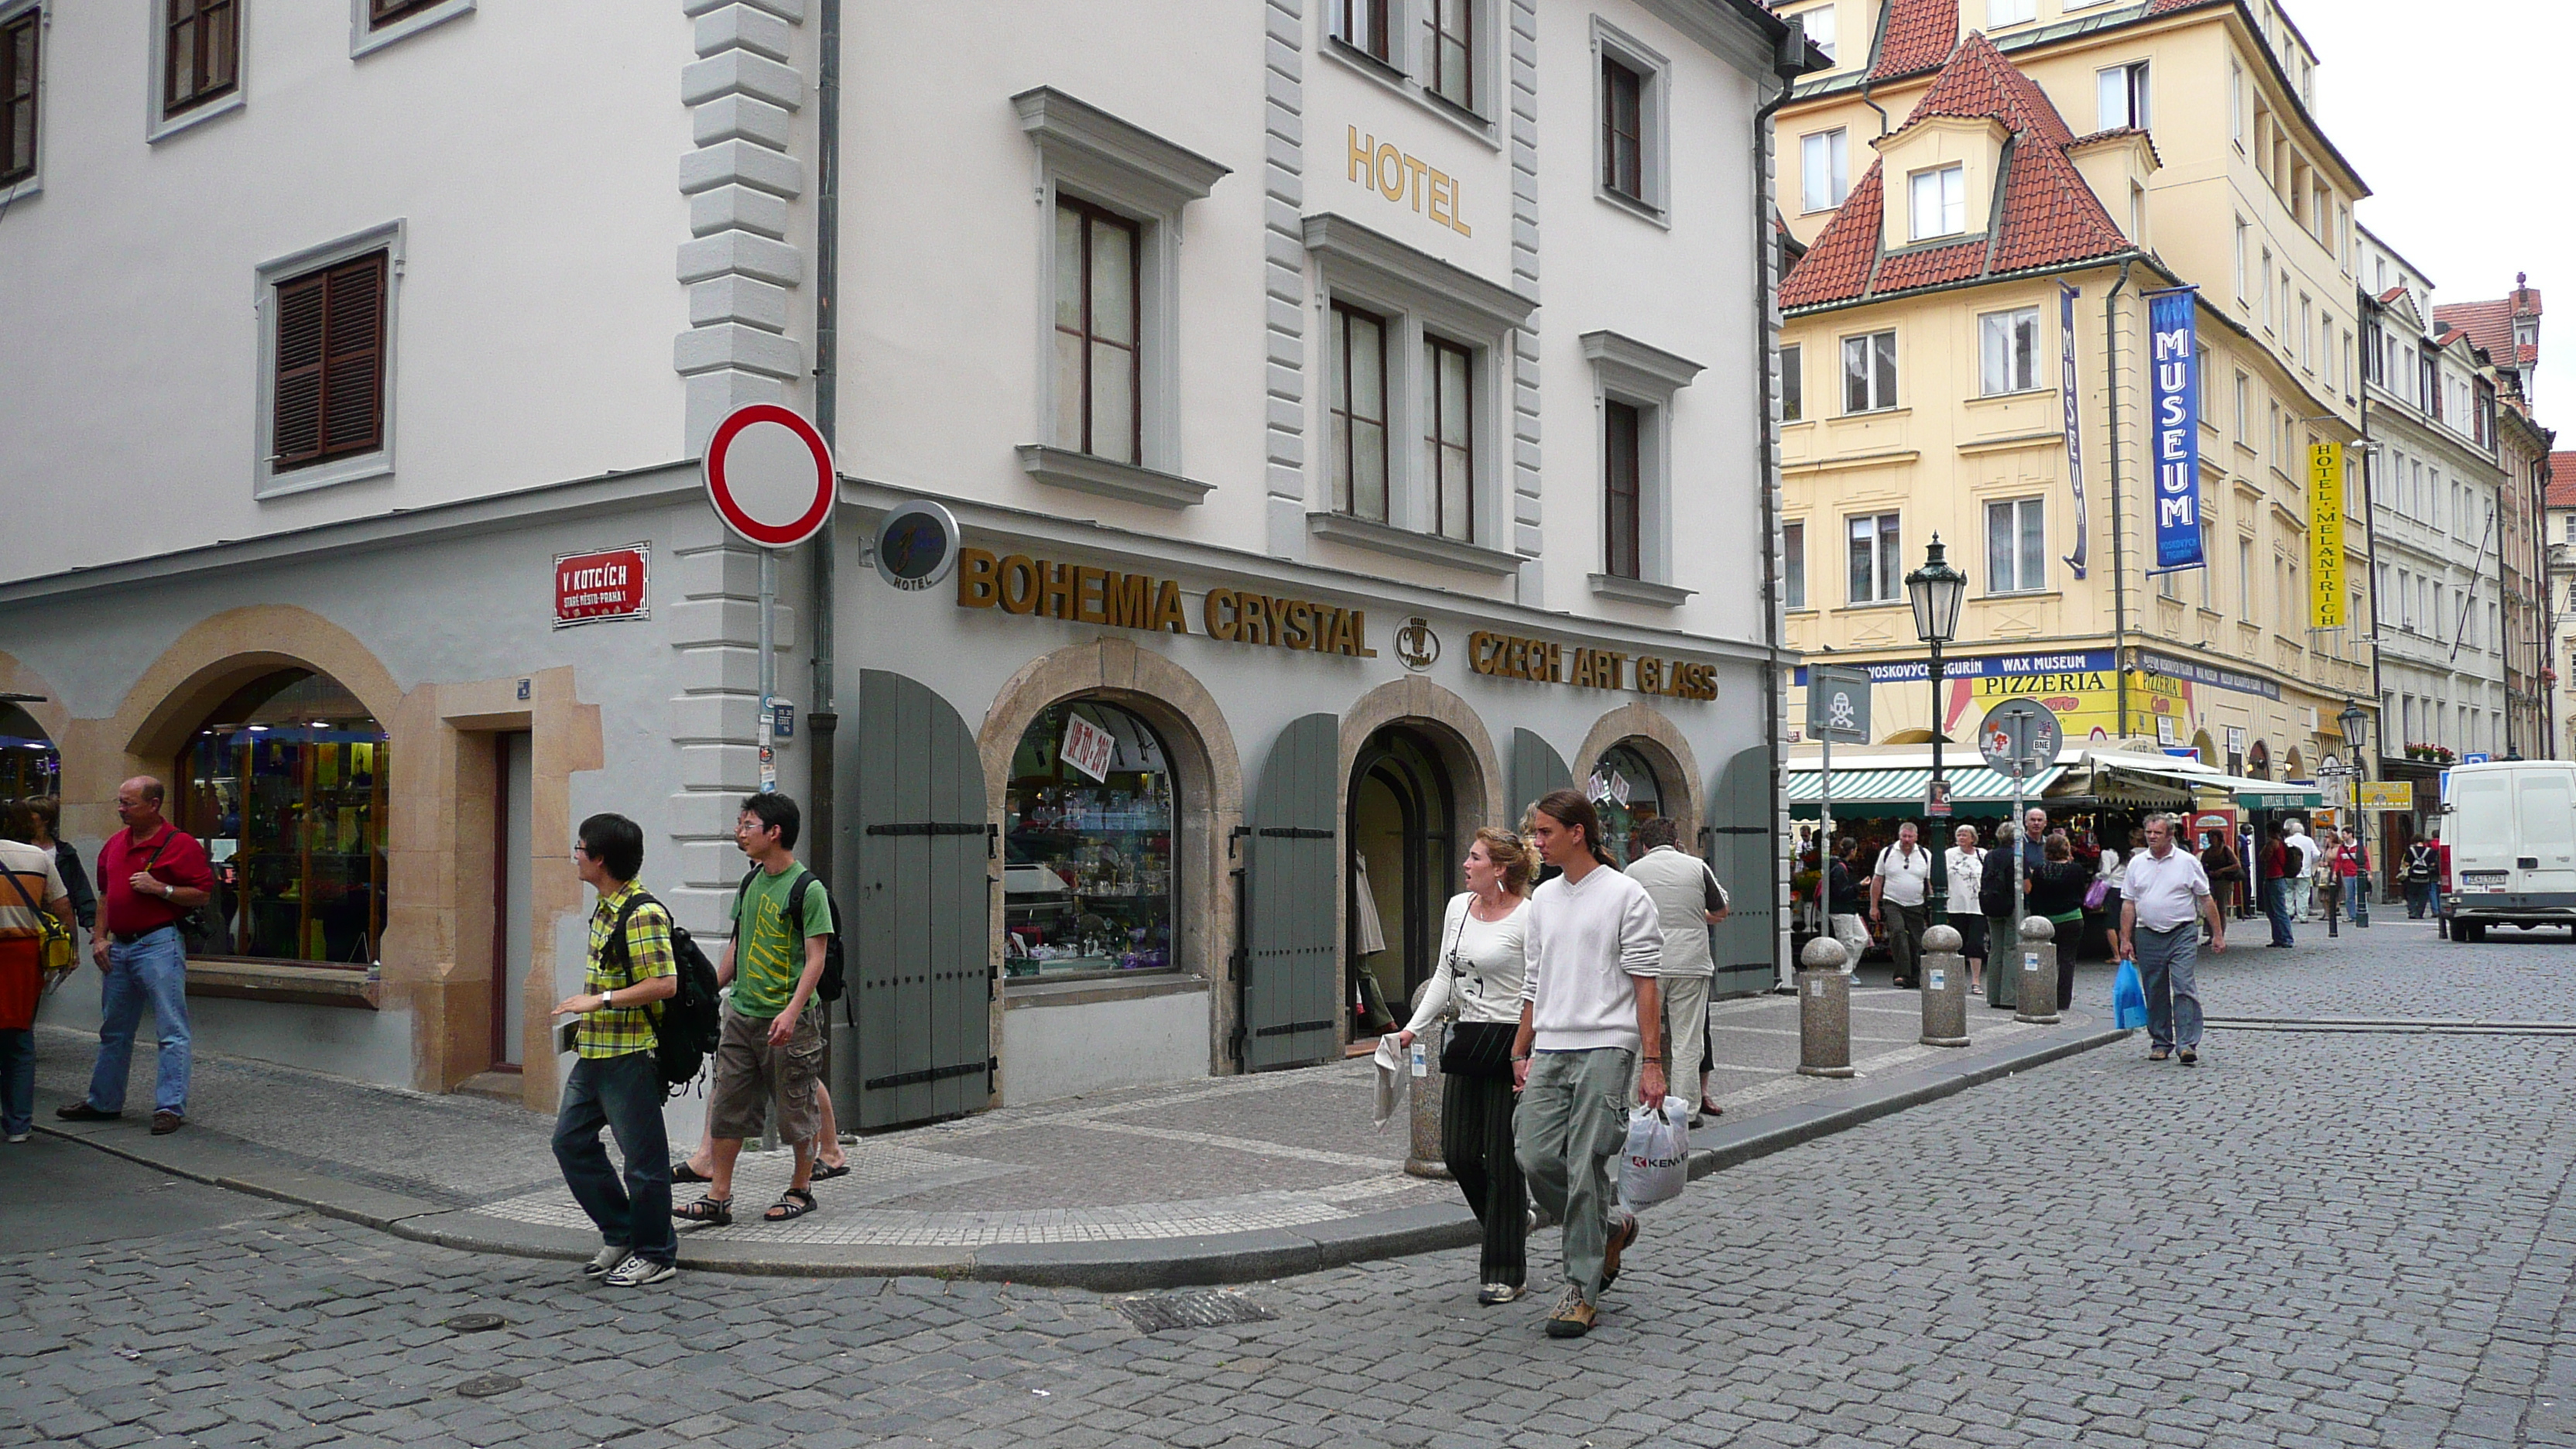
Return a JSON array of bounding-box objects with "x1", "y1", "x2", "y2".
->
[
  {"x1": 1617, "y1": 1095, "x2": 1691, "y2": 1209},
  {"x1": 1371, "y1": 1033, "x2": 1408, "y2": 1130}
]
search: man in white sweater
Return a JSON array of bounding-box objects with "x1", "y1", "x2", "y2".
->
[{"x1": 1512, "y1": 789, "x2": 1664, "y2": 1340}]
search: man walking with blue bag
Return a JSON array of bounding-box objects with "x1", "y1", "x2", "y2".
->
[{"x1": 2118, "y1": 814, "x2": 2225, "y2": 1067}]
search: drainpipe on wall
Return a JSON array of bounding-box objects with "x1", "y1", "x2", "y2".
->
[
  {"x1": 1756, "y1": 23, "x2": 1807, "y2": 989},
  {"x1": 2105, "y1": 259, "x2": 2136, "y2": 737},
  {"x1": 807, "y1": 0, "x2": 842, "y2": 892},
  {"x1": 2360, "y1": 381, "x2": 2384, "y2": 775}
]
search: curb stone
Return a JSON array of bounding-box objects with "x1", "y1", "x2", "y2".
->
[{"x1": 33, "y1": 1020, "x2": 2128, "y2": 1290}]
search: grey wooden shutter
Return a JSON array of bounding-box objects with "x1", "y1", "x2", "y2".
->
[
  {"x1": 845, "y1": 670, "x2": 993, "y2": 1128},
  {"x1": 1704, "y1": 745, "x2": 1780, "y2": 999},
  {"x1": 1507, "y1": 728, "x2": 1571, "y2": 828},
  {"x1": 1238, "y1": 713, "x2": 1340, "y2": 1071}
]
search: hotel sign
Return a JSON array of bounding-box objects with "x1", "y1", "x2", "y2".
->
[
  {"x1": 1346, "y1": 127, "x2": 1473, "y2": 236},
  {"x1": 2308, "y1": 442, "x2": 2346, "y2": 629}
]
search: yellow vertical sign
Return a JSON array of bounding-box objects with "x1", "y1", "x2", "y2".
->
[{"x1": 2308, "y1": 441, "x2": 2345, "y2": 629}]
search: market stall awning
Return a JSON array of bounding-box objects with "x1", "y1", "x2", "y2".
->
[
  {"x1": 2081, "y1": 753, "x2": 2322, "y2": 810},
  {"x1": 1784, "y1": 763, "x2": 2065, "y2": 812}
]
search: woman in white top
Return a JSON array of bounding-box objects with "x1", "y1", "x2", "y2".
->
[
  {"x1": 1398, "y1": 826, "x2": 1537, "y2": 1306},
  {"x1": 1944, "y1": 824, "x2": 1987, "y2": 995}
]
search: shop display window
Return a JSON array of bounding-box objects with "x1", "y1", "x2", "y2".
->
[
  {"x1": 0, "y1": 702, "x2": 57, "y2": 803},
  {"x1": 176, "y1": 670, "x2": 389, "y2": 967},
  {"x1": 1003, "y1": 700, "x2": 1177, "y2": 982},
  {"x1": 1589, "y1": 742, "x2": 1663, "y2": 865}
]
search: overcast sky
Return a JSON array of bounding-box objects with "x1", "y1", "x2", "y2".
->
[{"x1": 2297, "y1": 0, "x2": 2574, "y2": 434}]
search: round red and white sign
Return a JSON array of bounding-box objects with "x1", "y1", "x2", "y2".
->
[{"x1": 702, "y1": 404, "x2": 835, "y2": 549}]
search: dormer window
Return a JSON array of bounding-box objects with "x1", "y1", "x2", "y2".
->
[
  {"x1": 2098, "y1": 61, "x2": 2150, "y2": 130},
  {"x1": 1909, "y1": 165, "x2": 1965, "y2": 242},
  {"x1": 1802, "y1": 5, "x2": 1837, "y2": 62},
  {"x1": 1987, "y1": 0, "x2": 2035, "y2": 25}
]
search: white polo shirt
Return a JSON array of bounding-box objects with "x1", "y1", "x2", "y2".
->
[
  {"x1": 1874, "y1": 841, "x2": 1932, "y2": 908},
  {"x1": 2121, "y1": 846, "x2": 2212, "y2": 932}
]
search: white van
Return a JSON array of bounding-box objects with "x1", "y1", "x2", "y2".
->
[{"x1": 2443, "y1": 760, "x2": 2576, "y2": 942}]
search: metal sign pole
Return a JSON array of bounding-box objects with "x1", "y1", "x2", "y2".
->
[
  {"x1": 758, "y1": 546, "x2": 777, "y2": 793},
  {"x1": 2010, "y1": 718, "x2": 2027, "y2": 934}
]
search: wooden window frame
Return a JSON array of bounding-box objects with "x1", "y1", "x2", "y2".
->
[
  {"x1": 1604, "y1": 399, "x2": 1643, "y2": 581},
  {"x1": 1780, "y1": 344, "x2": 1804, "y2": 421},
  {"x1": 368, "y1": 0, "x2": 444, "y2": 26},
  {"x1": 1423, "y1": 334, "x2": 1475, "y2": 544},
  {"x1": 1054, "y1": 197, "x2": 1143, "y2": 465},
  {"x1": 1334, "y1": 0, "x2": 1390, "y2": 64},
  {"x1": 1423, "y1": 0, "x2": 1473, "y2": 111},
  {"x1": 272, "y1": 251, "x2": 389, "y2": 474},
  {"x1": 1848, "y1": 512, "x2": 1901, "y2": 605},
  {"x1": 1330, "y1": 300, "x2": 1391, "y2": 523},
  {"x1": 1842, "y1": 330, "x2": 1897, "y2": 414},
  {"x1": 164, "y1": 0, "x2": 241, "y2": 118},
  {"x1": 1601, "y1": 55, "x2": 1644, "y2": 200},
  {"x1": 1, "y1": 5, "x2": 37, "y2": 190},
  {"x1": 1783, "y1": 519, "x2": 1807, "y2": 609}
]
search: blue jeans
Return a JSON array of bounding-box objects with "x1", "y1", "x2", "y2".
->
[
  {"x1": 87, "y1": 927, "x2": 191, "y2": 1115},
  {"x1": 2134, "y1": 924, "x2": 2203, "y2": 1052},
  {"x1": 2263, "y1": 879, "x2": 2295, "y2": 947},
  {"x1": 553, "y1": 1050, "x2": 677, "y2": 1265},
  {"x1": 1, "y1": 1028, "x2": 33, "y2": 1136}
]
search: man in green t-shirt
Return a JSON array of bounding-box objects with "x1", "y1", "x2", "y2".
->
[{"x1": 672, "y1": 792, "x2": 834, "y2": 1228}]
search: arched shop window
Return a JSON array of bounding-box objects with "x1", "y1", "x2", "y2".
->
[
  {"x1": 1003, "y1": 699, "x2": 1177, "y2": 982},
  {"x1": 1588, "y1": 742, "x2": 1663, "y2": 866},
  {"x1": 0, "y1": 702, "x2": 59, "y2": 803},
  {"x1": 176, "y1": 670, "x2": 389, "y2": 966}
]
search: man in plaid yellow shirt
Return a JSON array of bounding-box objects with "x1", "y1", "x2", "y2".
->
[{"x1": 549, "y1": 814, "x2": 680, "y2": 1287}]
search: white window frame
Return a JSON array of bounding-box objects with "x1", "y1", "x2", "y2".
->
[
  {"x1": 1303, "y1": 212, "x2": 1532, "y2": 573},
  {"x1": 1800, "y1": 4, "x2": 1837, "y2": 61},
  {"x1": 2229, "y1": 57, "x2": 2247, "y2": 149},
  {"x1": 1985, "y1": 496, "x2": 2047, "y2": 594},
  {"x1": 1800, "y1": 128, "x2": 1848, "y2": 214},
  {"x1": 148, "y1": 0, "x2": 247, "y2": 142},
  {"x1": 252, "y1": 220, "x2": 405, "y2": 499},
  {"x1": 1583, "y1": 329, "x2": 1704, "y2": 600},
  {"x1": 1847, "y1": 512, "x2": 1902, "y2": 605},
  {"x1": 2239, "y1": 536, "x2": 2256, "y2": 621},
  {"x1": 1978, "y1": 307, "x2": 2040, "y2": 396},
  {"x1": 1842, "y1": 330, "x2": 1898, "y2": 415},
  {"x1": 1908, "y1": 164, "x2": 1966, "y2": 242},
  {"x1": 1986, "y1": 0, "x2": 2036, "y2": 26},
  {"x1": 1780, "y1": 342, "x2": 1804, "y2": 422},
  {"x1": 2234, "y1": 217, "x2": 2249, "y2": 300},
  {"x1": 1784, "y1": 519, "x2": 1808, "y2": 609},
  {"x1": 0, "y1": 0, "x2": 45, "y2": 211},
  {"x1": 350, "y1": 0, "x2": 472, "y2": 60},
  {"x1": 1319, "y1": 0, "x2": 1505, "y2": 143},
  {"x1": 1015, "y1": 87, "x2": 1229, "y2": 508},
  {"x1": 1592, "y1": 18, "x2": 1672, "y2": 224},
  {"x1": 2097, "y1": 60, "x2": 2150, "y2": 131}
]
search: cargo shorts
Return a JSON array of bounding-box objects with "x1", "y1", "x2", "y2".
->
[{"x1": 706, "y1": 1002, "x2": 823, "y2": 1144}]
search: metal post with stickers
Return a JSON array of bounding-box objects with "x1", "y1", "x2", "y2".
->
[
  {"x1": 1978, "y1": 696, "x2": 2062, "y2": 988},
  {"x1": 1807, "y1": 666, "x2": 1872, "y2": 944}
]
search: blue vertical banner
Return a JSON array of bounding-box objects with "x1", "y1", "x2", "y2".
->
[
  {"x1": 2059, "y1": 284, "x2": 2087, "y2": 580},
  {"x1": 2146, "y1": 286, "x2": 2204, "y2": 570}
]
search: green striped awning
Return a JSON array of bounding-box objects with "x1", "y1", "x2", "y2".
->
[{"x1": 1785, "y1": 764, "x2": 2064, "y2": 814}]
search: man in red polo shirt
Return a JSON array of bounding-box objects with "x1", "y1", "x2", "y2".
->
[{"x1": 57, "y1": 777, "x2": 213, "y2": 1136}]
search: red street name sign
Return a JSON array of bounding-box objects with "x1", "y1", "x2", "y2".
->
[{"x1": 554, "y1": 544, "x2": 650, "y2": 628}]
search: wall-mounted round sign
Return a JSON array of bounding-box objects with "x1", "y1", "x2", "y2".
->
[
  {"x1": 703, "y1": 404, "x2": 835, "y2": 550},
  {"x1": 873, "y1": 500, "x2": 962, "y2": 593}
]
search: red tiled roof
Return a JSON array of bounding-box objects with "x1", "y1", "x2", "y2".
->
[
  {"x1": 2549, "y1": 453, "x2": 2576, "y2": 509},
  {"x1": 1869, "y1": 0, "x2": 1958, "y2": 81},
  {"x1": 2434, "y1": 296, "x2": 2540, "y2": 368},
  {"x1": 1780, "y1": 32, "x2": 2134, "y2": 310}
]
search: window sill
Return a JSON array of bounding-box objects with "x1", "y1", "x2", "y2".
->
[
  {"x1": 148, "y1": 90, "x2": 245, "y2": 145},
  {"x1": 0, "y1": 175, "x2": 39, "y2": 211},
  {"x1": 1831, "y1": 601, "x2": 1910, "y2": 615},
  {"x1": 258, "y1": 450, "x2": 394, "y2": 500},
  {"x1": 187, "y1": 957, "x2": 381, "y2": 1011},
  {"x1": 1017, "y1": 445, "x2": 1211, "y2": 509},
  {"x1": 1588, "y1": 573, "x2": 1694, "y2": 607},
  {"x1": 1307, "y1": 512, "x2": 1522, "y2": 575},
  {"x1": 1976, "y1": 590, "x2": 2060, "y2": 603},
  {"x1": 1005, "y1": 972, "x2": 1207, "y2": 1010},
  {"x1": 1594, "y1": 184, "x2": 1670, "y2": 231},
  {"x1": 1320, "y1": 39, "x2": 1501, "y2": 151},
  {"x1": 352, "y1": 0, "x2": 475, "y2": 59}
]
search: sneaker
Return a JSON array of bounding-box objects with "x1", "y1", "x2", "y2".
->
[
  {"x1": 151, "y1": 1112, "x2": 183, "y2": 1136},
  {"x1": 54, "y1": 1102, "x2": 118, "y2": 1122},
  {"x1": 582, "y1": 1246, "x2": 632, "y2": 1279},
  {"x1": 1601, "y1": 1209, "x2": 1639, "y2": 1288},
  {"x1": 3, "y1": 1132, "x2": 28, "y2": 1144},
  {"x1": 1477, "y1": 1283, "x2": 1522, "y2": 1306},
  {"x1": 604, "y1": 1256, "x2": 676, "y2": 1288},
  {"x1": 1543, "y1": 1284, "x2": 1597, "y2": 1339}
]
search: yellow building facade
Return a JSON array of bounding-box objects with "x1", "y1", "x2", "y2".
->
[{"x1": 1768, "y1": 0, "x2": 2376, "y2": 786}]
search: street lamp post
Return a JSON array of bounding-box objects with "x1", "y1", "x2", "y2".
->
[
  {"x1": 2338, "y1": 699, "x2": 2372, "y2": 928},
  {"x1": 1905, "y1": 536, "x2": 1969, "y2": 798}
]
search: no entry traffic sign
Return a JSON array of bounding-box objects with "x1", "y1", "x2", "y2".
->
[{"x1": 703, "y1": 404, "x2": 835, "y2": 550}]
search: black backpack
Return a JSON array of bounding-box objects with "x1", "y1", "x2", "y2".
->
[
  {"x1": 731, "y1": 865, "x2": 847, "y2": 1006},
  {"x1": 605, "y1": 892, "x2": 724, "y2": 1094}
]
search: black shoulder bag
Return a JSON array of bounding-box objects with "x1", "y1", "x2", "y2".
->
[{"x1": 1436, "y1": 901, "x2": 1520, "y2": 1081}]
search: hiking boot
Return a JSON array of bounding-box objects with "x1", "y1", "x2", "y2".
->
[
  {"x1": 1543, "y1": 1285, "x2": 1597, "y2": 1339},
  {"x1": 1601, "y1": 1209, "x2": 1639, "y2": 1288},
  {"x1": 151, "y1": 1112, "x2": 184, "y2": 1136},
  {"x1": 583, "y1": 1246, "x2": 632, "y2": 1279}
]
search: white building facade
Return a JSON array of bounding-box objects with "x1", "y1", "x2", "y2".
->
[{"x1": 0, "y1": 0, "x2": 1809, "y2": 1129}]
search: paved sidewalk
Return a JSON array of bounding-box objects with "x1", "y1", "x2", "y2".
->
[{"x1": 28, "y1": 977, "x2": 2123, "y2": 1290}]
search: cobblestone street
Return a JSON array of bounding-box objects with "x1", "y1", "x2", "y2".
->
[{"x1": 5, "y1": 920, "x2": 2574, "y2": 1449}]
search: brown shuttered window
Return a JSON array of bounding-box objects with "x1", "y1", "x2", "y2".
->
[
  {"x1": 165, "y1": 0, "x2": 240, "y2": 116},
  {"x1": 2, "y1": 7, "x2": 37, "y2": 188},
  {"x1": 370, "y1": 0, "x2": 445, "y2": 26},
  {"x1": 273, "y1": 252, "x2": 388, "y2": 472}
]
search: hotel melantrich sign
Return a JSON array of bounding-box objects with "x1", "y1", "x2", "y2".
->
[{"x1": 951, "y1": 547, "x2": 1714, "y2": 701}]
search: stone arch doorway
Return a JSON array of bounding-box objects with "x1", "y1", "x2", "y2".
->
[
  {"x1": 1346, "y1": 724, "x2": 1456, "y2": 1038},
  {"x1": 1574, "y1": 702, "x2": 1704, "y2": 862}
]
